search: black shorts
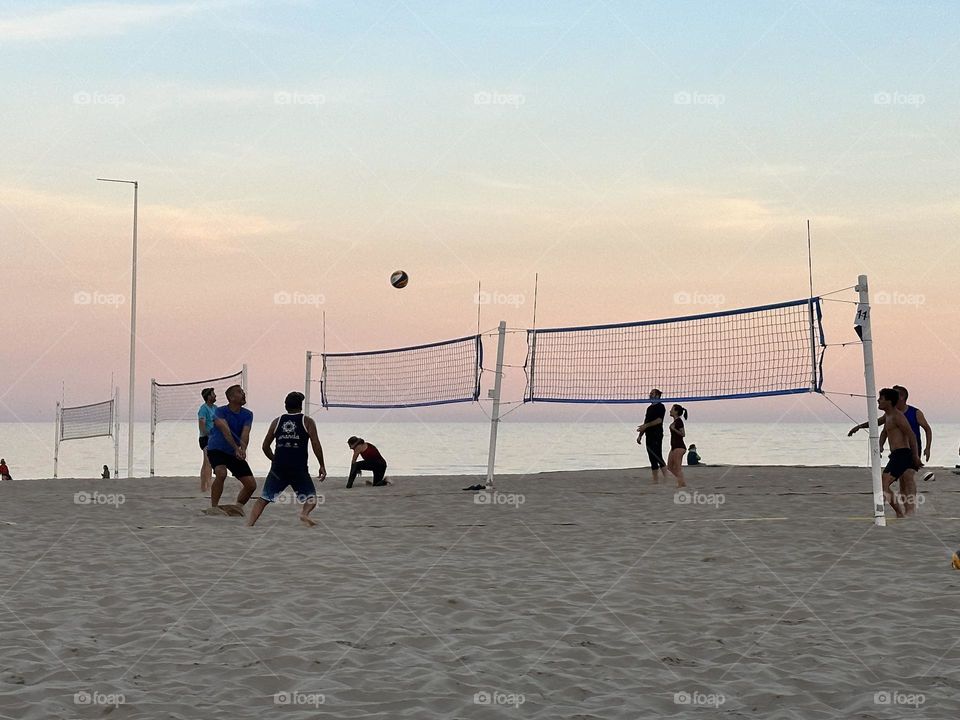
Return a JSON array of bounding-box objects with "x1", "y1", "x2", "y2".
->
[
  {"x1": 645, "y1": 436, "x2": 666, "y2": 469},
  {"x1": 884, "y1": 448, "x2": 914, "y2": 480},
  {"x1": 206, "y1": 449, "x2": 254, "y2": 478},
  {"x1": 261, "y1": 467, "x2": 317, "y2": 503},
  {"x1": 199, "y1": 436, "x2": 209, "y2": 450}
]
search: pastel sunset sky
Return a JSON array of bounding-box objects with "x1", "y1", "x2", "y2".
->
[{"x1": 1, "y1": 1, "x2": 957, "y2": 424}]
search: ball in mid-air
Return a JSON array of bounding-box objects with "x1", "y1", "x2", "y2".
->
[
  {"x1": 952, "y1": 551, "x2": 960, "y2": 570},
  {"x1": 390, "y1": 270, "x2": 409, "y2": 289}
]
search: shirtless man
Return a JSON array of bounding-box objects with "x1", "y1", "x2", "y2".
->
[
  {"x1": 849, "y1": 384, "x2": 933, "y2": 484},
  {"x1": 877, "y1": 387, "x2": 921, "y2": 518}
]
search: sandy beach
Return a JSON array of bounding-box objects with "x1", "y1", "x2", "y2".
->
[{"x1": 2, "y1": 466, "x2": 960, "y2": 719}]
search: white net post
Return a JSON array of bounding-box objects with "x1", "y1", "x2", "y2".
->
[
  {"x1": 304, "y1": 351, "x2": 313, "y2": 417},
  {"x1": 241, "y1": 364, "x2": 248, "y2": 393},
  {"x1": 113, "y1": 387, "x2": 120, "y2": 479},
  {"x1": 53, "y1": 402, "x2": 61, "y2": 479},
  {"x1": 149, "y1": 378, "x2": 157, "y2": 477},
  {"x1": 856, "y1": 275, "x2": 885, "y2": 527},
  {"x1": 485, "y1": 321, "x2": 506, "y2": 490}
]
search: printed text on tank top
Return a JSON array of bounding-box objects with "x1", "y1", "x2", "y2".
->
[{"x1": 273, "y1": 413, "x2": 309, "y2": 469}]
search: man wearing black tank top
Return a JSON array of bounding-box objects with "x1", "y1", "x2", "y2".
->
[{"x1": 247, "y1": 392, "x2": 327, "y2": 527}]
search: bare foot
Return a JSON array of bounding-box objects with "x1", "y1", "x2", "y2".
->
[
  {"x1": 219, "y1": 504, "x2": 246, "y2": 517},
  {"x1": 202, "y1": 506, "x2": 228, "y2": 516},
  {"x1": 299, "y1": 515, "x2": 317, "y2": 527}
]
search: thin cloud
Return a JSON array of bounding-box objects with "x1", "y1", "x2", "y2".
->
[{"x1": 0, "y1": 2, "x2": 199, "y2": 41}]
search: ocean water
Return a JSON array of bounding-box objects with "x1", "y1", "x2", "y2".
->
[{"x1": 2, "y1": 421, "x2": 958, "y2": 481}]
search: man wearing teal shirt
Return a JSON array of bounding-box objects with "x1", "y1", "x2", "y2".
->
[{"x1": 198, "y1": 388, "x2": 217, "y2": 493}]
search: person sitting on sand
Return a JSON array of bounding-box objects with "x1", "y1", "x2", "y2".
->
[
  {"x1": 877, "y1": 387, "x2": 920, "y2": 518},
  {"x1": 205, "y1": 384, "x2": 257, "y2": 514},
  {"x1": 101, "y1": 465, "x2": 110, "y2": 479},
  {"x1": 0, "y1": 459, "x2": 10, "y2": 481},
  {"x1": 686, "y1": 444, "x2": 701, "y2": 466},
  {"x1": 667, "y1": 405, "x2": 688, "y2": 489},
  {"x1": 346, "y1": 436, "x2": 389, "y2": 488},
  {"x1": 248, "y1": 392, "x2": 326, "y2": 527}
]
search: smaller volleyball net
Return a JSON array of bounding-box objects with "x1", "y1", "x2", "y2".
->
[
  {"x1": 525, "y1": 298, "x2": 824, "y2": 403},
  {"x1": 149, "y1": 366, "x2": 247, "y2": 476},
  {"x1": 54, "y1": 395, "x2": 119, "y2": 478},
  {"x1": 309, "y1": 335, "x2": 482, "y2": 409}
]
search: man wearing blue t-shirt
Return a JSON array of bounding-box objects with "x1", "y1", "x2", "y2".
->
[{"x1": 206, "y1": 384, "x2": 256, "y2": 513}]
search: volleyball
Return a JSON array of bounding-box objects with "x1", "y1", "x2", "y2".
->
[
  {"x1": 953, "y1": 551, "x2": 960, "y2": 570},
  {"x1": 390, "y1": 270, "x2": 409, "y2": 289}
]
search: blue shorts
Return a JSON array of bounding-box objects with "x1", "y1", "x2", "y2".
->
[{"x1": 261, "y1": 466, "x2": 317, "y2": 503}]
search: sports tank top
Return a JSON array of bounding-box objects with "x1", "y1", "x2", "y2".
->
[
  {"x1": 903, "y1": 406, "x2": 922, "y2": 451},
  {"x1": 273, "y1": 413, "x2": 309, "y2": 469},
  {"x1": 360, "y1": 443, "x2": 384, "y2": 463}
]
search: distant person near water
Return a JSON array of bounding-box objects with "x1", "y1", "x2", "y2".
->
[
  {"x1": 248, "y1": 392, "x2": 326, "y2": 527},
  {"x1": 686, "y1": 444, "x2": 702, "y2": 466},
  {"x1": 849, "y1": 383, "x2": 934, "y2": 482},
  {"x1": 636, "y1": 388, "x2": 667, "y2": 483},
  {"x1": 101, "y1": 465, "x2": 110, "y2": 479},
  {"x1": 0, "y1": 459, "x2": 10, "y2": 481},
  {"x1": 198, "y1": 387, "x2": 217, "y2": 493},
  {"x1": 347, "y1": 437, "x2": 389, "y2": 487},
  {"x1": 667, "y1": 404, "x2": 688, "y2": 489},
  {"x1": 877, "y1": 388, "x2": 920, "y2": 518},
  {"x1": 205, "y1": 384, "x2": 256, "y2": 514}
]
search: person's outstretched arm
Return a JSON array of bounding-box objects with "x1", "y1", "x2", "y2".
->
[
  {"x1": 917, "y1": 409, "x2": 933, "y2": 461},
  {"x1": 262, "y1": 418, "x2": 278, "y2": 461},
  {"x1": 849, "y1": 416, "x2": 887, "y2": 436},
  {"x1": 239, "y1": 421, "x2": 252, "y2": 460},
  {"x1": 305, "y1": 417, "x2": 326, "y2": 481},
  {"x1": 214, "y1": 417, "x2": 241, "y2": 454}
]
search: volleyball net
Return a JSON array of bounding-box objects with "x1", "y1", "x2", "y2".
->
[
  {"x1": 54, "y1": 396, "x2": 119, "y2": 478},
  {"x1": 308, "y1": 335, "x2": 482, "y2": 410},
  {"x1": 525, "y1": 298, "x2": 824, "y2": 403},
  {"x1": 150, "y1": 366, "x2": 247, "y2": 475}
]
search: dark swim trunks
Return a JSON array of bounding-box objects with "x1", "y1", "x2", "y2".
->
[
  {"x1": 206, "y1": 449, "x2": 254, "y2": 478},
  {"x1": 884, "y1": 448, "x2": 914, "y2": 480},
  {"x1": 261, "y1": 467, "x2": 317, "y2": 503},
  {"x1": 199, "y1": 436, "x2": 209, "y2": 450}
]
